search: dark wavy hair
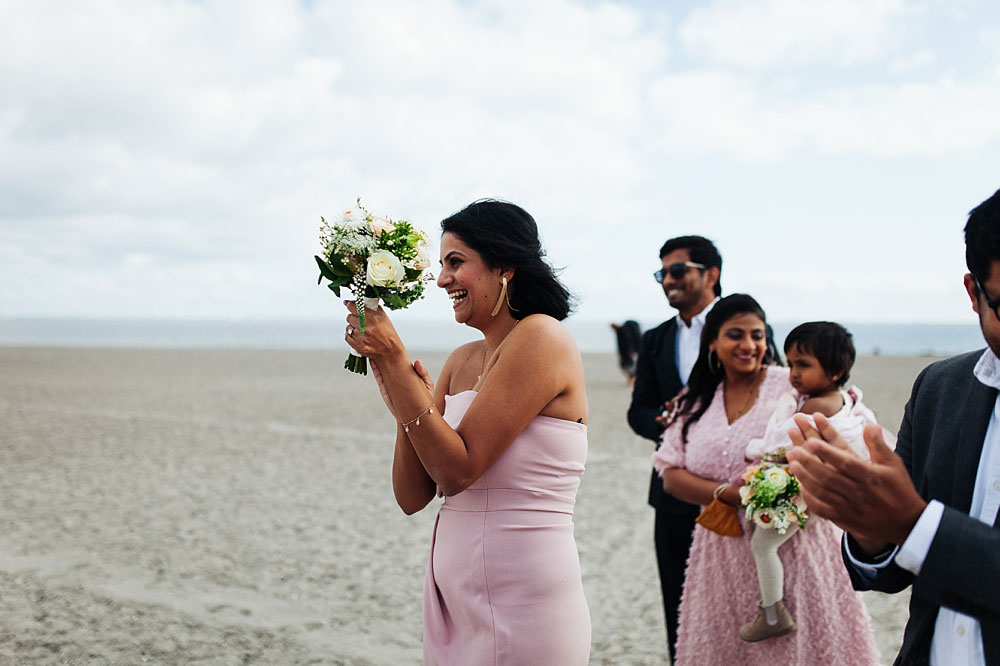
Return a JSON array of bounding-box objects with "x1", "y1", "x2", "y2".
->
[
  {"x1": 440, "y1": 199, "x2": 575, "y2": 320},
  {"x1": 784, "y1": 321, "x2": 856, "y2": 388},
  {"x1": 674, "y1": 293, "x2": 772, "y2": 443},
  {"x1": 966, "y1": 188, "x2": 1000, "y2": 286}
]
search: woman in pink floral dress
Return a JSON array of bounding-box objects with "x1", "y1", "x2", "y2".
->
[{"x1": 652, "y1": 294, "x2": 880, "y2": 665}]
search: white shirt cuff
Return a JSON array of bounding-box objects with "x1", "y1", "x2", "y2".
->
[
  {"x1": 896, "y1": 499, "x2": 945, "y2": 575},
  {"x1": 843, "y1": 533, "x2": 899, "y2": 572}
]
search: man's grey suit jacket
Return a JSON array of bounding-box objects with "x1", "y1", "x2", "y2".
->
[{"x1": 844, "y1": 349, "x2": 1000, "y2": 665}]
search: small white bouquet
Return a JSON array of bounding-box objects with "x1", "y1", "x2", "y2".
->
[
  {"x1": 315, "y1": 198, "x2": 433, "y2": 374},
  {"x1": 738, "y1": 453, "x2": 808, "y2": 534}
]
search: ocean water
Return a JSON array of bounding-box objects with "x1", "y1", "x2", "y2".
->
[{"x1": 0, "y1": 318, "x2": 986, "y2": 357}]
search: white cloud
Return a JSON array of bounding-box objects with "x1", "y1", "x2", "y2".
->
[
  {"x1": 0, "y1": 0, "x2": 998, "y2": 325},
  {"x1": 889, "y1": 49, "x2": 937, "y2": 74},
  {"x1": 641, "y1": 72, "x2": 1000, "y2": 161},
  {"x1": 679, "y1": 0, "x2": 913, "y2": 70}
]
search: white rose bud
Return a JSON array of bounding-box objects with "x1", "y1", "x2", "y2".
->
[
  {"x1": 762, "y1": 466, "x2": 789, "y2": 491},
  {"x1": 369, "y1": 216, "x2": 393, "y2": 237},
  {"x1": 367, "y1": 250, "x2": 405, "y2": 287},
  {"x1": 413, "y1": 240, "x2": 431, "y2": 271}
]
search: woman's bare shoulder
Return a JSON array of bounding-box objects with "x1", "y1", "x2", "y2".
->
[
  {"x1": 448, "y1": 339, "x2": 485, "y2": 360},
  {"x1": 437, "y1": 341, "x2": 485, "y2": 393},
  {"x1": 510, "y1": 314, "x2": 577, "y2": 351}
]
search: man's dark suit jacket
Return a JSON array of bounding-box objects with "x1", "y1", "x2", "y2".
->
[
  {"x1": 627, "y1": 318, "x2": 700, "y2": 518},
  {"x1": 627, "y1": 316, "x2": 779, "y2": 513},
  {"x1": 844, "y1": 350, "x2": 1000, "y2": 665}
]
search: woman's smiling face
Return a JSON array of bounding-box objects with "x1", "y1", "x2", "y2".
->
[
  {"x1": 710, "y1": 312, "x2": 767, "y2": 378},
  {"x1": 436, "y1": 231, "x2": 497, "y2": 325}
]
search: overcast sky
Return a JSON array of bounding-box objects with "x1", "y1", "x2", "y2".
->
[{"x1": 3, "y1": 0, "x2": 999, "y2": 325}]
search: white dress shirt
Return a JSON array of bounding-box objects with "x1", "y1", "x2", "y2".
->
[
  {"x1": 845, "y1": 347, "x2": 1000, "y2": 666},
  {"x1": 675, "y1": 297, "x2": 718, "y2": 385}
]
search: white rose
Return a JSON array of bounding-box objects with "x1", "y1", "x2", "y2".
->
[
  {"x1": 367, "y1": 250, "x2": 405, "y2": 287},
  {"x1": 369, "y1": 216, "x2": 393, "y2": 237},
  {"x1": 762, "y1": 466, "x2": 789, "y2": 492}
]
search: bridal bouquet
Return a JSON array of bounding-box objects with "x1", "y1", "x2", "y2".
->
[
  {"x1": 315, "y1": 198, "x2": 432, "y2": 375},
  {"x1": 739, "y1": 454, "x2": 808, "y2": 534}
]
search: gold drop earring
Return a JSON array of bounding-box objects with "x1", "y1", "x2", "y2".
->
[{"x1": 490, "y1": 276, "x2": 508, "y2": 317}]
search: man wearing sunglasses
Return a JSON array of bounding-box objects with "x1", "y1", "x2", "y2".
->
[
  {"x1": 626, "y1": 235, "x2": 723, "y2": 661},
  {"x1": 787, "y1": 188, "x2": 1000, "y2": 665}
]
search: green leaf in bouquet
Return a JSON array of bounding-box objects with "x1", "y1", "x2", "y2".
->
[
  {"x1": 315, "y1": 255, "x2": 338, "y2": 284},
  {"x1": 327, "y1": 278, "x2": 350, "y2": 296},
  {"x1": 382, "y1": 291, "x2": 406, "y2": 309},
  {"x1": 327, "y1": 252, "x2": 352, "y2": 276}
]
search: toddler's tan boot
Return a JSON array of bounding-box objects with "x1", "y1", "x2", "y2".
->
[{"x1": 739, "y1": 599, "x2": 797, "y2": 642}]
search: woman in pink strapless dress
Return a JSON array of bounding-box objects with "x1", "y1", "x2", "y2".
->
[
  {"x1": 344, "y1": 200, "x2": 591, "y2": 665},
  {"x1": 426, "y1": 390, "x2": 590, "y2": 664}
]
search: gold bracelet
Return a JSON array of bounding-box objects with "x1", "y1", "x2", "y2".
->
[{"x1": 401, "y1": 404, "x2": 434, "y2": 433}]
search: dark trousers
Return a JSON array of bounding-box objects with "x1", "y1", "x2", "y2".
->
[{"x1": 654, "y1": 509, "x2": 696, "y2": 663}]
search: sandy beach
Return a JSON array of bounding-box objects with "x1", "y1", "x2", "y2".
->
[{"x1": 0, "y1": 347, "x2": 943, "y2": 665}]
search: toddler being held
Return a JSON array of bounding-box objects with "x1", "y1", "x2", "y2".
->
[{"x1": 737, "y1": 322, "x2": 889, "y2": 643}]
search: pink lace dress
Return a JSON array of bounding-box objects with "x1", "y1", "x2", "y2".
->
[
  {"x1": 652, "y1": 366, "x2": 880, "y2": 666},
  {"x1": 422, "y1": 390, "x2": 591, "y2": 665}
]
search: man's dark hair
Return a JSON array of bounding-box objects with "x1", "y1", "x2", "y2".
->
[
  {"x1": 965, "y1": 188, "x2": 1000, "y2": 286},
  {"x1": 658, "y1": 235, "x2": 723, "y2": 296},
  {"x1": 784, "y1": 321, "x2": 856, "y2": 388}
]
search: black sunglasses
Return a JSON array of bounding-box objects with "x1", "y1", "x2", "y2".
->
[
  {"x1": 654, "y1": 261, "x2": 706, "y2": 283},
  {"x1": 974, "y1": 274, "x2": 1000, "y2": 320}
]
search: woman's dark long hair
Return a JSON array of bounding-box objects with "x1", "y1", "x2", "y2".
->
[
  {"x1": 675, "y1": 293, "x2": 772, "y2": 443},
  {"x1": 440, "y1": 199, "x2": 575, "y2": 320}
]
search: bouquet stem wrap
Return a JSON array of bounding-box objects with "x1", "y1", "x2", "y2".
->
[{"x1": 345, "y1": 296, "x2": 380, "y2": 375}]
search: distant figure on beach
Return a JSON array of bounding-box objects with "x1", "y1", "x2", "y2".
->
[
  {"x1": 737, "y1": 322, "x2": 886, "y2": 643},
  {"x1": 788, "y1": 188, "x2": 1000, "y2": 666},
  {"x1": 342, "y1": 200, "x2": 591, "y2": 665},
  {"x1": 626, "y1": 234, "x2": 779, "y2": 660},
  {"x1": 652, "y1": 294, "x2": 880, "y2": 665},
  {"x1": 611, "y1": 319, "x2": 641, "y2": 382}
]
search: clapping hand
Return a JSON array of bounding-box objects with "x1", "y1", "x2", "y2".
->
[{"x1": 786, "y1": 413, "x2": 927, "y2": 552}]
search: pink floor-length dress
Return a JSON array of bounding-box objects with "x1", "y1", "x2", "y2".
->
[
  {"x1": 422, "y1": 390, "x2": 591, "y2": 665},
  {"x1": 653, "y1": 366, "x2": 881, "y2": 666}
]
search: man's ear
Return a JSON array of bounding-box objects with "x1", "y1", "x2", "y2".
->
[
  {"x1": 964, "y1": 273, "x2": 980, "y2": 314},
  {"x1": 705, "y1": 266, "x2": 720, "y2": 292}
]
